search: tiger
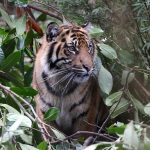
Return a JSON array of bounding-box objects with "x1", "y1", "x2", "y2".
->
[{"x1": 32, "y1": 22, "x2": 108, "y2": 137}]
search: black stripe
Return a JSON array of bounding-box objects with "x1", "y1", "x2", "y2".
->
[
  {"x1": 49, "y1": 62, "x2": 56, "y2": 69},
  {"x1": 72, "y1": 109, "x2": 89, "y2": 124},
  {"x1": 47, "y1": 42, "x2": 57, "y2": 63},
  {"x1": 42, "y1": 71, "x2": 79, "y2": 96},
  {"x1": 52, "y1": 57, "x2": 67, "y2": 66},
  {"x1": 74, "y1": 27, "x2": 81, "y2": 29},
  {"x1": 70, "y1": 34, "x2": 76, "y2": 38},
  {"x1": 61, "y1": 38, "x2": 66, "y2": 42},
  {"x1": 69, "y1": 93, "x2": 87, "y2": 112},
  {"x1": 42, "y1": 71, "x2": 59, "y2": 96},
  {"x1": 49, "y1": 56, "x2": 66, "y2": 70},
  {"x1": 65, "y1": 30, "x2": 70, "y2": 35},
  {"x1": 56, "y1": 44, "x2": 61, "y2": 58},
  {"x1": 61, "y1": 33, "x2": 65, "y2": 38},
  {"x1": 40, "y1": 95, "x2": 53, "y2": 108},
  {"x1": 72, "y1": 37, "x2": 77, "y2": 41},
  {"x1": 96, "y1": 98, "x2": 109, "y2": 127},
  {"x1": 72, "y1": 29, "x2": 87, "y2": 35}
]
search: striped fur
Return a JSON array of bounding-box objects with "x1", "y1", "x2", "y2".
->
[{"x1": 32, "y1": 24, "x2": 108, "y2": 136}]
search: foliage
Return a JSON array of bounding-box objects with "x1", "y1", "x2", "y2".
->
[{"x1": 0, "y1": 0, "x2": 150, "y2": 150}]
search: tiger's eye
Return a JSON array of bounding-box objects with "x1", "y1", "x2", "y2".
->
[
  {"x1": 68, "y1": 46, "x2": 76, "y2": 51},
  {"x1": 88, "y1": 41, "x2": 94, "y2": 54},
  {"x1": 68, "y1": 46, "x2": 76, "y2": 54}
]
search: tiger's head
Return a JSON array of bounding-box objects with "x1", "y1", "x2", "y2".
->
[{"x1": 41, "y1": 23, "x2": 97, "y2": 89}]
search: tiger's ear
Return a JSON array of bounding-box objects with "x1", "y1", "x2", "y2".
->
[
  {"x1": 46, "y1": 22, "x2": 59, "y2": 42},
  {"x1": 82, "y1": 22, "x2": 93, "y2": 32}
]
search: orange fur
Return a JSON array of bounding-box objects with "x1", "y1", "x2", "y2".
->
[{"x1": 32, "y1": 24, "x2": 108, "y2": 137}]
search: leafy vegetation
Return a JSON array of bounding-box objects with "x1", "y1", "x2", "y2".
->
[{"x1": 0, "y1": 0, "x2": 150, "y2": 150}]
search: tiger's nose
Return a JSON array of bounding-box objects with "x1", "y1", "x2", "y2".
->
[{"x1": 82, "y1": 64, "x2": 93, "y2": 74}]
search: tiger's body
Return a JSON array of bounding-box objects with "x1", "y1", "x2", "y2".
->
[{"x1": 32, "y1": 23, "x2": 108, "y2": 135}]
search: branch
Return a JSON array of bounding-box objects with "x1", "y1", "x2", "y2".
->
[
  {"x1": 132, "y1": 77, "x2": 150, "y2": 103},
  {"x1": 27, "y1": 4, "x2": 63, "y2": 22},
  {"x1": 31, "y1": 0, "x2": 62, "y2": 16},
  {"x1": 51, "y1": 131, "x2": 115, "y2": 145},
  {"x1": 0, "y1": 83, "x2": 35, "y2": 121},
  {"x1": 129, "y1": 120, "x2": 150, "y2": 129},
  {"x1": 0, "y1": 83, "x2": 57, "y2": 142}
]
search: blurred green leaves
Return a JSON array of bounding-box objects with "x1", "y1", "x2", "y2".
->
[
  {"x1": 98, "y1": 65, "x2": 113, "y2": 94},
  {"x1": 0, "y1": 51, "x2": 21, "y2": 71},
  {"x1": 98, "y1": 43, "x2": 118, "y2": 60},
  {"x1": 11, "y1": 87, "x2": 37, "y2": 96}
]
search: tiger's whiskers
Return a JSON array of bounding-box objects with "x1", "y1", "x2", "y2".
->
[
  {"x1": 61, "y1": 73, "x2": 75, "y2": 96},
  {"x1": 50, "y1": 73, "x2": 73, "y2": 88}
]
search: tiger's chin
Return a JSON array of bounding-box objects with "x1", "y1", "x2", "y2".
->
[{"x1": 74, "y1": 74, "x2": 90, "y2": 83}]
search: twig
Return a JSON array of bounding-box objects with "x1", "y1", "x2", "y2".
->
[
  {"x1": 129, "y1": 120, "x2": 150, "y2": 129},
  {"x1": 51, "y1": 131, "x2": 115, "y2": 145},
  {"x1": 0, "y1": 84, "x2": 38, "y2": 118},
  {"x1": 0, "y1": 83, "x2": 35, "y2": 121},
  {"x1": 0, "y1": 83, "x2": 56, "y2": 143},
  {"x1": 133, "y1": 78, "x2": 150, "y2": 98},
  {"x1": 27, "y1": 4, "x2": 63, "y2": 22},
  {"x1": 31, "y1": 0, "x2": 62, "y2": 16}
]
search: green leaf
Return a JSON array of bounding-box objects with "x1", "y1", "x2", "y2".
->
[
  {"x1": 24, "y1": 67, "x2": 33, "y2": 86},
  {"x1": 0, "y1": 28, "x2": 7, "y2": 36},
  {"x1": 83, "y1": 143, "x2": 111, "y2": 150},
  {"x1": 37, "y1": 141, "x2": 48, "y2": 150},
  {"x1": 107, "y1": 124, "x2": 126, "y2": 135},
  {"x1": 20, "y1": 133, "x2": 32, "y2": 144},
  {"x1": 123, "y1": 121, "x2": 139, "y2": 150},
  {"x1": 110, "y1": 98, "x2": 130, "y2": 118},
  {"x1": 0, "y1": 71, "x2": 23, "y2": 87},
  {"x1": 98, "y1": 65, "x2": 113, "y2": 94},
  {"x1": 129, "y1": 94, "x2": 145, "y2": 114},
  {"x1": 0, "y1": 104, "x2": 20, "y2": 114},
  {"x1": 118, "y1": 50, "x2": 134, "y2": 65},
  {"x1": 15, "y1": 16, "x2": 26, "y2": 35},
  {"x1": 98, "y1": 43, "x2": 117, "y2": 59},
  {"x1": 44, "y1": 107, "x2": 60, "y2": 121},
  {"x1": 19, "y1": 143, "x2": 38, "y2": 150},
  {"x1": 89, "y1": 27, "x2": 103, "y2": 38},
  {"x1": 17, "y1": 36, "x2": 25, "y2": 49},
  {"x1": 0, "y1": 47, "x2": 4, "y2": 63},
  {"x1": 51, "y1": 127, "x2": 66, "y2": 140},
  {"x1": 25, "y1": 30, "x2": 34, "y2": 47},
  {"x1": 0, "y1": 51, "x2": 21, "y2": 71},
  {"x1": 7, "y1": 113, "x2": 32, "y2": 128},
  {"x1": 0, "y1": 114, "x2": 24, "y2": 143},
  {"x1": 105, "y1": 91, "x2": 123, "y2": 106},
  {"x1": 11, "y1": 87, "x2": 38, "y2": 96},
  {"x1": 121, "y1": 70, "x2": 135, "y2": 85},
  {"x1": 0, "y1": 8, "x2": 15, "y2": 29},
  {"x1": 1, "y1": 38, "x2": 16, "y2": 57},
  {"x1": 0, "y1": 119, "x2": 4, "y2": 126},
  {"x1": 144, "y1": 103, "x2": 150, "y2": 115},
  {"x1": 56, "y1": 143, "x2": 70, "y2": 150},
  {"x1": 144, "y1": 143, "x2": 150, "y2": 150},
  {"x1": 1, "y1": 142, "x2": 16, "y2": 150}
]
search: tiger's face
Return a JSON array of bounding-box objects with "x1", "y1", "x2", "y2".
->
[
  {"x1": 43, "y1": 23, "x2": 96, "y2": 84},
  {"x1": 41, "y1": 24, "x2": 96, "y2": 96}
]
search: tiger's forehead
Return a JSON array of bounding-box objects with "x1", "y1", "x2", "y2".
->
[
  {"x1": 60, "y1": 25, "x2": 87, "y2": 31},
  {"x1": 56, "y1": 25, "x2": 89, "y2": 42}
]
